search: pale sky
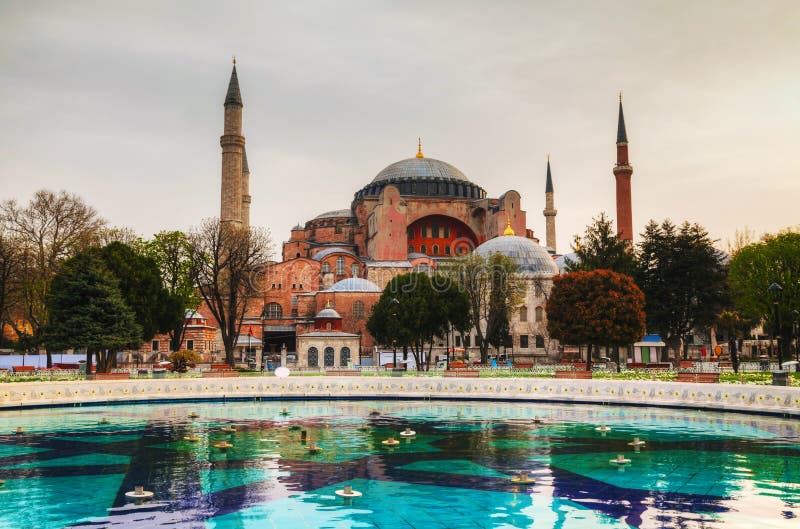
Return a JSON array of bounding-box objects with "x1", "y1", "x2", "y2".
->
[{"x1": 1, "y1": 0, "x2": 798, "y2": 254}]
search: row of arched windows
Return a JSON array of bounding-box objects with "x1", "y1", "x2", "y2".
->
[
  {"x1": 307, "y1": 346, "x2": 350, "y2": 367},
  {"x1": 321, "y1": 258, "x2": 360, "y2": 277},
  {"x1": 263, "y1": 301, "x2": 365, "y2": 320}
]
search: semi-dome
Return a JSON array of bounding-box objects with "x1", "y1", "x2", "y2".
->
[
  {"x1": 313, "y1": 209, "x2": 355, "y2": 220},
  {"x1": 475, "y1": 235, "x2": 560, "y2": 277},
  {"x1": 372, "y1": 157, "x2": 470, "y2": 184},
  {"x1": 328, "y1": 277, "x2": 382, "y2": 293}
]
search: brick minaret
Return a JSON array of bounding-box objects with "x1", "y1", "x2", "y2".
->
[
  {"x1": 220, "y1": 60, "x2": 245, "y2": 226},
  {"x1": 542, "y1": 154, "x2": 557, "y2": 252},
  {"x1": 613, "y1": 93, "x2": 633, "y2": 242},
  {"x1": 241, "y1": 146, "x2": 251, "y2": 228}
]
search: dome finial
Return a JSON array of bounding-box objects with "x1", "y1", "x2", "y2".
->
[
  {"x1": 325, "y1": 299, "x2": 332, "y2": 309},
  {"x1": 503, "y1": 217, "x2": 515, "y2": 236},
  {"x1": 416, "y1": 137, "x2": 424, "y2": 158}
]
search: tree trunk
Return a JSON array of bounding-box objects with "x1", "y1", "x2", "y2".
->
[
  {"x1": 586, "y1": 344, "x2": 593, "y2": 371},
  {"x1": 85, "y1": 348, "x2": 93, "y2": 379},
  {"x1": 729, "y1": 338, "x2": 739, "y2": 374},
  {"x1": 46, "y1": 350, "x2": 53, "y2": 368}
]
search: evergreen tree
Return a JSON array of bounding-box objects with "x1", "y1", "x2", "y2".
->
[
  {"x1": 100, "y1": 241, "x2": 182, "y2": 345},
  {"x1": 565, "y1": 212, "x2": 637, "y2": 275},
  {"x1": 45, "y1": 251, "x2": 141, "y2": 374},
  {"x1": 636, "y1": 219, "x2": 727, "y2": 359}
]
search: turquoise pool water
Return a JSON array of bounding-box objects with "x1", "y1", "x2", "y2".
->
[{"x1": 0, "y1": 400, "x2": 797, "y2": 528}]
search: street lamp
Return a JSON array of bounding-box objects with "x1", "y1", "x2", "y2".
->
[
  {"x1": 793, "y1": 309, "x2": 799, "y2": 372},
  {"x1": 768, "y1": 282, "x2": 783, "y2": 367},
  {"x1": 390, "y1": 298, "x2": 400, "y2": 368}
]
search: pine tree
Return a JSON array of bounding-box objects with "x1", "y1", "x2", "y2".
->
[{"x1": 45, "y1": 251, "x2": 141, "y2": 374}]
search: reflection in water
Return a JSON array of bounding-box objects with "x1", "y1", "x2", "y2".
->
[{"x1": 0, "y1": 400, "x2": 797, "y2": 529}]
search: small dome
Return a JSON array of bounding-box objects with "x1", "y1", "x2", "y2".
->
[
  {"x1": 315, "y1": 307, "x2": 342, "y2": 319},
  {"x1": 329, "y1": 277, "x2": 382, "y2": 293},
  {"x1": 372, "y1": 157, "x2": 469, "y2": 184},
  {"x1": 475, "y1": 236, "x2": 559, "y2": 277},
  {"x1": 313, "y1": 209, "x2": 355, "y2": 220}
]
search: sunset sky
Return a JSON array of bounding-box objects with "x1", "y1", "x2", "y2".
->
[{"x1": 1, "y1": 0, "x2": 798, "y2": 254}]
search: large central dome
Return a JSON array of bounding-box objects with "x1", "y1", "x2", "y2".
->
[
  {"x1": 372, "y1": 157, "x2": 470, "y2": 184},
  {"x1": 354, "y1": 148, "x2": 485, "y2": 201}
]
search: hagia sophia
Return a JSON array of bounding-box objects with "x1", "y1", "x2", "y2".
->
[{"x1": 145, "y1": 63, "x2": 635, "y2": 368}]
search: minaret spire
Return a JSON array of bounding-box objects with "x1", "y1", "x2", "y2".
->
[
  {"x1": 220, "y1": 61, "x2": 246, "y2": 226},
  {"x1": 543, "y1": 154, "x2": 557, "y2": 252},
  {"x1": 616, "y1": 92, "x2": 628, "y2": 144},
  {"x1": 613, "y1": 93, "x2": 633, "y2": 242}
]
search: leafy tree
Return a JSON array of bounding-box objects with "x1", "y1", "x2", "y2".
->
[
  {"x1": 446, "y1": 252, "x2": 525, "y2": 364},
  {"x1": 728, "y1": 229, "x2": 800, "y2": 364},
  {"x1": 99, "y1": 242, "x2": 182, "y2": 348},
  {"x1": 44, "y1": 251, "x2": 141, "y2": 375},
  {"x1": 546, "y1": 270, "x2": 646, "y2": 369},
  {"x1": 0, "y1": 190, "x2": 105, "y2": 365},
  {"x1": 367, "y1": 272, "x2": 470, "y2": 370},
  {"x1": 0, "y1": 227, "x2": 22, "y2": 349},
  {"x1": 188, "y1": 218, "x2": 271, "y2": 367},
  {"x1": 636, "y1": 220, "x2": 727, "y2": 359},
  {"x1": 139, "y1": 231, "x2": 201, "y2": 351},
  {"x1": 565, "y1": 212, "x2": 637, "y2": 275}
]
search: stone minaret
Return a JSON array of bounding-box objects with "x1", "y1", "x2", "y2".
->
[
  {"x1": 543, "y1": 154, "x2": 557, "y2": 252},
  {"x1": 220, "y1": 60, "x2": 245, "y2": 226},
  {"x1": 241, "y1": 146, "x2": 251, "y2": 228},
  {"x1": 613, "y1": 93, "x2": 633, "y2": 242}
]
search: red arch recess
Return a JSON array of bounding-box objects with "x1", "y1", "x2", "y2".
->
[{"x1": 407, "y1": 215, "x2": 478, "y2": 257}]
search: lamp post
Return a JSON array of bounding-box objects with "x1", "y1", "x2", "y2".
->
[
  {"x1": 768, "y1": 282, "x2": 783, "y2": 367},
  {"x1": 390, "y1": 298, "x2": 400, "y2": 368},
  {"x1": 793, "y1": 309, "x2": 799, "y2": 372}
]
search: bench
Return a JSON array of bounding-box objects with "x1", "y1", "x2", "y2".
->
[
  {"x1": 554, "y1": 370, "x2": 593, "y2": 379},
  {"x1": 91, "y1": 372, "x2": 131, "y2": 380},
  {"x1": 645, "y1": 363, "x2": 672, "y2": 370},
  {"x1": 513, "y1": 363, "x2": 533, "y2": 369},
  {"x1": 202, "y1": 363, "x2": 239, "y2": 377},
  {"x1": 12, "y1": 366, "x2": 35, "y2": 373},
  {"x1": 679, "y1": 361, "x2": 694, "y2": 368},
  {"x1": 325, "y1": 370, "x2": 361, "y2": 376},
  {"x1": 444, "y1": 370, "x2": 480, "y2": 378},
  {"x1": 675, "y1": 372, "x2": 720, "y2": 383}
]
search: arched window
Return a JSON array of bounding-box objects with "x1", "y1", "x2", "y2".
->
[
  {"x1": 322, "y1": 262, "x2": 331, "y2": 274},
  {"x1": 420, "y1": 244, "x2": 427, "y2": 254},
  {"x1": 326, "y1": 322, "x2": 332, "y2": 330},
  {"x1": 535, "y1": 335, "x2": 545, "y2": 348},
  {"x1": 408, "y1": 245, "x2": 414, "y2": 254},
  {"x1": 353, "y1": 301, "x2": 365, "y2": 319},
  {"x1": 519, "y1": 305, "x2": 528, "y2": 321},
  {"x1": 336, "y1": 256, "x2": 345, "y2": 275},
  {"x1": 534, "y1": 306, "x2": 544, "y2": 322},
  {"x1": 308, "y1": 347, "x2": 318, "y2": 367},
  {"x1": 407, "y1": 227, "x2": 414, "y2": 239},
  {"x1": 340, "y1": 347, "x2": 350, "y2": 366},
  {"x1": 351, "y1": 263, "x2": 359, "y2": 277},
  {"x1": 324, "y1": 347, "x2": 335, "y2": 367},
  {"x1": 432, "y1": 245, "x2": 439, "y2": 255},
  {"x1": 265, "y1": 302, "x2": 282, "y2": 319}
]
